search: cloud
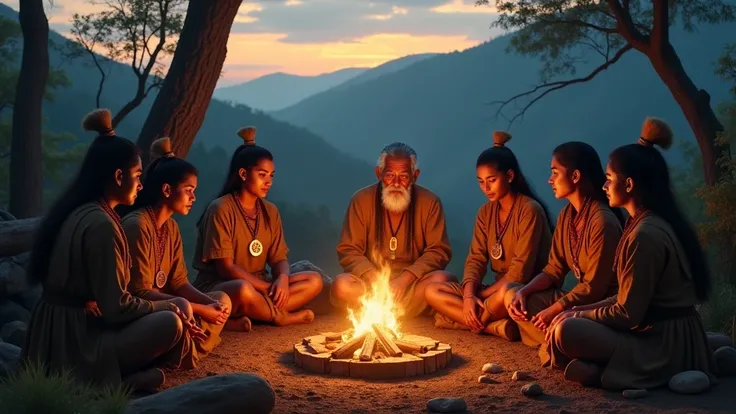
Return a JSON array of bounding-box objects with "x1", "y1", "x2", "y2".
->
[
  {"x1": 223, "y1": 31, "x2": 478, "y2": 82},
  {"x1": 431, "y1": 0, "x2": 498, "y2": 14},
  {"x1": 366, "y1": 5, "x2": 408, "y2": 21},
  {"x1": 230, "y1": 0, "x2": 500, "y2": 44}
]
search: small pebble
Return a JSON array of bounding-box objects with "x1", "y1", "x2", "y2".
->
[
  {"x1": 512, "y1": 370, "x2": 530, "y2": 381},
  {"x1": 622, "y1": 389, "x2": 648, "y2": 399},
  {"x1": 482, "y1": 363, "x2": 502, "y2": 374},
  {"x1": 521, "y1": 382, "x2": 543, "y2": 397},
  {"x1": 326, "y1": 343, "x2": 337, "y2": 350},
  {"x1": 478, "y1": 374, "x2": 496, "y2": 384},
  {"x1": 426, "y1": 397, "x2": 467, "y2": 413}
]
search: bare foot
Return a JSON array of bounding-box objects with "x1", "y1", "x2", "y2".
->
[
  {"x1": 274, "y1": 309, "x2": 315, "y2": 326},
  {"x1": 123, "y1": 368, "x2": 165, "y2": 392},
  {"x1": 225, "y1": 316, "x2": 252, "y2": 332},
  {"x1": 484, "y1": 319, "x2": 521, "y2": 341},
  {"x1": 433, "y1": 313, "x2": 470, "y2": 331},
  {"x1": 564, "y1": 359, "x2": 601, "y2": 386}
]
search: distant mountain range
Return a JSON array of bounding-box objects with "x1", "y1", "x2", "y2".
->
[
  {"x1": 213, "y1": 53, "x2": 438, "y2": 112},
  {"x1": 213, "y1": 68, "x2": 367, "y2": 112}
]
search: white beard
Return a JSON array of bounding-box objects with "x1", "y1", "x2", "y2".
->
[{"x1": 382, "y1": 184, "x2": 412, "y2": 213}]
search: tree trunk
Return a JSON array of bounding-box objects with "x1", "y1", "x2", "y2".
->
[
  {"x1": 648, "y1": 42, "x2": 728, "y2": 186},
  {"x1": 136, "y1": 0, "x2": 241, "y2": 163},
  {"x1": 9, "y1": 0, "x2": 49, "y2": 218}
]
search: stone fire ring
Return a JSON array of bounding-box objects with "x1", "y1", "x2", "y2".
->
[{"x1": 293, "y1": 330, "x2": 452, "y2": 379}]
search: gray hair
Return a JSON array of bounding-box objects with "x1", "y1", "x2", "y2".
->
[{"x1": 376, "y1": 142, "x2": 418, "y2": 172}]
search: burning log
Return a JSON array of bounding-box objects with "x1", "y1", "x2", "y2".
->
[
  {"x1": 332, "y1": 332, "x2": 367, "y2": 359},
  {"x1": 394, "y1": 339, "x2": 428, "y2": 354},
  {"x1": 359, "y1": 333, "x2": 377, "y2": 361},
  {"x1": 372, "y1": 324, "x2": 402, "y2": 357},
  {"x1": 302, "y1": 338, "x2": 330, "y2": 354}
]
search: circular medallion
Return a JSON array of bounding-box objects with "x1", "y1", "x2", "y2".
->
[
  {"x1": 155, "y1": 270, "x2": 167, "y2": 289},
  {"x1": 490, "y1": 243, "x2": 503, "y2": 260},
  {"x1": 249, "y1": 238, "x2": 263, "y2": 257}
]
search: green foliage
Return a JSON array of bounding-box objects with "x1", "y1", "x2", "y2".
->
[
  {"x1": 716, "y1": 42, "x2": 736, "y2": 96},
  {"x1": 0, "y1": 361, "x2": 130, "y2": 414},
  {"x1": 476, "y1": 0, "x2": 736, "y2": 82}
]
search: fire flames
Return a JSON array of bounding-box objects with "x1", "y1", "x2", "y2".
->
[{"x1": 345, "y1": 257, "x2": 404, "y2": 341}]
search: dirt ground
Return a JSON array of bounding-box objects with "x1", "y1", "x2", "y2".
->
[{"x1": 167, "y1": 314, "x2": 736, "y2": 413}]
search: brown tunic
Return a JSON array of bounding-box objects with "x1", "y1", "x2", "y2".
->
[
  {"x1": 336, "y1": 183, "x2": 452, "y2": 280},
  {"x1": 22, "y1": 203, "x2": 185, "y2": 386},
  {"x1": 192, "y1": 195, "x2": 289, "y2": 292},
  {"x1": 462, "y1": 194, "x2": 552, "y2": 287},
  {"x1": 123, "y1": 209, "x2": 224, "y2": 363},
  {"x1": 542, "y1": 201, "x2": 621, "y2": 309},
  {"x1": 576, "y1": 215, "x2": 717, "y2": 390}
]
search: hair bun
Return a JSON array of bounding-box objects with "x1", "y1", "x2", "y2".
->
[
  {"x1": 82, "y1": 108, "x2": 115, "y2": 136},
  {"x1": 493, "y1": 131, "x2": 512, "y2": 147},
  {"x1": 150, "y1": 137, "x2": 175, "y2": 159},
  {"x1": 237, "y1": 126, "x2": 257, "y2": 146},
  {"x1": 638, "y1": 117, "x2": 673, "y2": 150}
]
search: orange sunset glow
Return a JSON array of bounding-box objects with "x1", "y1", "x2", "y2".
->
[{"x1": 5, "y1": 0, "x2": 501, "y2": 84}]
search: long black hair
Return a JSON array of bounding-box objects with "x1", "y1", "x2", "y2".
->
[
  {"x1": 552, "y1": 141, "x2": 625, "y2": 224},
  {"x1": 197, "y1": 126, "x2": 273, "y2": 226},
  {"x1": 26, "y1": 109, "x2": 141, "y2": 285},
  {"x1": 608, "y1": 117, "x2": 711, "y2": 302},
  {"x1": 121, "y1": 137, "x2": 198, "y2": 217},
  {"x1": 478, "y1": 131, "x2": 554, "y2": 231}
]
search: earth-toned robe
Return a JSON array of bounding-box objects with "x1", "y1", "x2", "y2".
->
[
  {"x1": 520, "y1": 201, "x2": 621, "y2": 353},
  {"x1": 335, "y1": 183, "x2": 452, "y2": 318},
  {"x1": 22, "y1": 203, "x2": 188, "y2": 386},
  {"x1": 549, "y1": 214, "x2": 718, "y2": 390},
  {"x1": 192, "y1": 194, "x2": 289, "y2": 320},
  {"x1": 456, "y1": 195, "x2": 552, "y2": 305},
  {"x1": 123, "y1": 209, "x2": 226, "y2": 366}
]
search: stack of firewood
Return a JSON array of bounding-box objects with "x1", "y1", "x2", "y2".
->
[{"x1": 301, "y1": 324, "x2": 437, "y2": 361}]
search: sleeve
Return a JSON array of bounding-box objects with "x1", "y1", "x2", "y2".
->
[
  {"x1": 167, "y1": 221, "x2": 190, "y2": 291},
  {"x1": 122, "y1": 216, "x2": 155, "y2": 298},
  {"x1": 541, "y1": 208, "x2": 570, "y2": 286},
  {"x1": 86, "y1": 218, "x2": 168, "y2": 324},
  {"x1": 200, "y1": 203, "x2": 234, "y2": 262},
  {"x1": 267, "y1": 209, "x2": 290, "y2": 267},
  {"x1": 558, "y1": 211, "x2": 621, "y2": 309},
  {"x1": 505, "y1": 202, "x2": 549, "y2": 284},
  {"x1": 462, "y1": 205, "x2": 490, "y2": 287},
  {"x1": 404, "y1": 197, "x2": 452, "y2": 280},
  {"x1": 336, "y1": 195, "x2": 378, "y2": 277},
  {"x1": 581, "y1": 227, "x2": 664, "y2": 330}
]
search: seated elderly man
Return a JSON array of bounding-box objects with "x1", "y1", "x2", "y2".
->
[{"x1": 330, "y1": 142, "x2": 456, "y2": 318}]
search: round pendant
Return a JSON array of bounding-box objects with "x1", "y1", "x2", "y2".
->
[
  {"x1": 249, "y1": 239, "x2": 263, "y2": 257},
  {"x1": 389, "y1": 236, "x2": 398, "y2": 252},
  {"x1": 572, "y1": 264, "x2": 582, "y2": 282},
  {"x1": 155, "y1": 270, "x2": 167, "y2": 289},
  {"x1": 490, "y1": 243, "x2": 503, "y2": 260}
]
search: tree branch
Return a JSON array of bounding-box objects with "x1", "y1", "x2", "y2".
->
[
  {"x1": 606, "y1": 0, "x2": 649, "y2": 51},
  {"x1": 651, "y1": 0, "x2": 670, "y2": 50},
  {"x1": 489, "y1": 45, "x2": 633, "y2": 128},
  {"x1": 537, "y1": 16, "x2": 617, "y2": 34}
]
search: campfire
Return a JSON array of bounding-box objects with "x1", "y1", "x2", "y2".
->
[{"x1": 294, "y1": 265, "x2": 452, "y2": 379}]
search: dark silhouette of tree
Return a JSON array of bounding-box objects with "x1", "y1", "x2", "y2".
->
[
  {"x1": 476, "y1": 0, "x2": 735, "y2": 185},
  {"x1": 136, "y1": 0, "x2": 241, "y2": 163},
  {"x1": 9, "y1": 0, "x2": 49, "y2": 217},
  {"x1": 65, "y1": 0, "x2": 186, "y2": 127}
]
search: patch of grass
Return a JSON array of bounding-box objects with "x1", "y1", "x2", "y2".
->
[
  {"x1": 698, "y1": 277, "x2": 736, "y2": 337},
  {"x1": 0, "y1": 361, "x2": 131, "y2": 414}
]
